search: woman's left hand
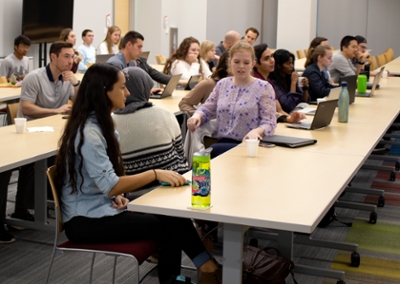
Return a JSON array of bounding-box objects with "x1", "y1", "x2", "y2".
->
[
  {"x1": 112, "y1": 195, "x2": 129, "y2": 210},
  {"x1": 243, "y1": 129, "x2": 262, "y2": 141}
]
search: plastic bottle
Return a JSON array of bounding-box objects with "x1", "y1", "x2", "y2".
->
[
  {"x1": 338, "y1": 81, "x2": 349, "y2": 123},
  {"x1": 191, "y1": 148, "x2": 212, "y2": 208}
]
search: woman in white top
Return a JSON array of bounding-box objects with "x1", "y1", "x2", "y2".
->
[
  {"x1": 96, "y1": 25, "x2": 121, "y2": 55},
  {"x1": 163, "y1": 37, "x2": 212, "y2": 86}
]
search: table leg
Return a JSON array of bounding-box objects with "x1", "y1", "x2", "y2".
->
[
  {"x1": 222, "y1": 223, "x2": 244, "y2": 284},
  {"x1": 5, "y1": 159, "x2": 52, "y2": 231},
  {"x1": 277, "y1": 230, "x2": 294, "y2": 259}
]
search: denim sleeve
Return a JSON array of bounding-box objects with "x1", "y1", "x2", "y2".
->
[{"x1": 78, "y1": 126, "x2": 120, "y2": 197}]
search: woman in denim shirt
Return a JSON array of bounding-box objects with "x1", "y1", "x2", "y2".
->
[{"x1": 54, "y1": 63, "x2": 221, "y2": 284}]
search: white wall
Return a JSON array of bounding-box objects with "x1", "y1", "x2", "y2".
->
[
  {"x1": 73, "y1": 0, "x2": 114, "y2": 52},
  {"x1": 276, "y1": 0, "x2": 317, "y2": 53},
  {"x1": 206, "y1": 0, "x2": 263, "y2": 46},
  {"x1": 0, "y1": 0, "x2": 24, "y2": 57},
  {"x1": 134, "y1": 0, "x2": 208, "y2": 64}
]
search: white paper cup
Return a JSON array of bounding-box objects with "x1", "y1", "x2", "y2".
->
[
  {"x1": 14, "y1": 118, "x2": 27, "y2": 134},
  {"x1": 382, "y1": 70, "x2": 388, "y2": 79},
  {"x1": 298, "y1": 76, "x2": 305, "y2": 88},
  {"x1": 245, "y1": 139, "x2": 260, "y2": 157}
]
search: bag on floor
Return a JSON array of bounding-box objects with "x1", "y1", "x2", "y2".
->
[{"x1": 242, "y1": 245, "x2": 298, "y2": 284}]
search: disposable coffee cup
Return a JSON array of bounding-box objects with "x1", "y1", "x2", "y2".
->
[
  {"x1": 245, "y1": 139, "x2": 260, "y2": 157},
  {"x1": 382, "y1": 70, "x2": 388, "y2": 79},
  {"x1": 14, "y1": 118, "x2": 27, "y2": 134},
  {"x1": 298, "y1": 77, "x2": 305, "y2": 88}
]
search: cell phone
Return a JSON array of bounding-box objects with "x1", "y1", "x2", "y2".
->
[
  {"x1": 259, "y1": 142, "x2": 275, "y2": 148},
  {"x1": 62, "y1": 116, "x2": 69, "y2": 119},
  {"x1": 160, "y1": 180, "x2": 191, "y2": 186}
]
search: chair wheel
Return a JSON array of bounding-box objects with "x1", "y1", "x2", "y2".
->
[
  {"x1": 249, "y1": 238, "x2": 258, "y2": 248},
  {"x1": 351, "y1": 252, "x2": 360, "y2": 267},
  {"x1": 336, "y1": 281, "x2": 346, "y2": 284},
  {"x1": 390, "y1": 172, "x2": 396, "y2": 181},
  {"x1": 369, "y1": 212, "x2": 377, "y2": 224},
  {"x1": 395, "y1": 161, "x2": 400, "y2": 171},
  {"x1": 378, "y1": 196, "x2": 385, "y2": 207}
]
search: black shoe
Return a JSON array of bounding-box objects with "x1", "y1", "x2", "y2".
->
[
  {"x1": 11, "y1": 210, "x2": 35, "y2": 221},
  {"x1": 0, "y1": 231, "x2": 16, "y2": 244},
  {"x1": 8, "y1": 210, "x2": 35, "y2": 231}
]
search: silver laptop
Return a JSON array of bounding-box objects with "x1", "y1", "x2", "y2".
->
[
  {"x1": 139, "y1": 51, "x2": 150, "y2": 60},
  {"x1": 298, "y1": 87, "x2": 341, "y2": 115},
  {"x1": 184, "y1": 75, "x2": 202, "y2": 90},
  {"x1": 356, "y1": 67, "x2": 385, "y2": 97},
  {"x1": 286, "y1": 99, "x2": 338, "y2": 130},
  {"x1": 96, "y1": 54, "x2": 113, "y2": 63},
  {"x1": 150, "y1": 74, "x2": 181, "y2": 99}
]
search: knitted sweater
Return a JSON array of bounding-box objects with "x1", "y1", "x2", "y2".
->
[{"x1": 112, "y1": 106, "x2": 189, "y2": 175}]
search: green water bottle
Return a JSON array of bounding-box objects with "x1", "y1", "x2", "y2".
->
[{"x1": 192, "y1": 148, "x2": 212, "y2": 208}]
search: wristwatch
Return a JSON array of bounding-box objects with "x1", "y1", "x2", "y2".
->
[{"x1": 72, "y1": 80, "x2": 81, "y2": 87}]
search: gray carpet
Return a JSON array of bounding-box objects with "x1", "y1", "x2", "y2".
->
[{"x1": 0, "y1": 162, "x2": 388, "y2": 283}]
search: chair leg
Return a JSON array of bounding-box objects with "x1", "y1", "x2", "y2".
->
[
  {"x1": 45, "y1": 250, "x2": 57, "y2": 284},
  {"x1": 89, "y1": 253, "x2": 96, "y2": 284},
  {"x1": 112, "y1": 256, "x2": 118, "y2": 284}
]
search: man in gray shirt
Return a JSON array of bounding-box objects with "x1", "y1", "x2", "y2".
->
[
  {"x1": 215, "y1": 30, "x2": 241, "y2": 56},
  {"x1": 18, "y1": 41, "x2": 80, "y2": 120},
  {"x1": 1, "y1": 42, "x2": 80, "y2": 237},
  {"x1": 0, "y1": 35, "x2": 31, "y2": 81},
  {"x1": 328, "y1": 35, "x2": 366, "y2": 83}
]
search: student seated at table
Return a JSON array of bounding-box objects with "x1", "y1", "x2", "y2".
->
[
  {"x1": 253, "y1": 43, "x2": 304, "y2": 123},
  {"x1": 302, "y1": 45, "x2": 337, "y2": 101},
  {"x1": 187, "y1": 41, "x2": 276, "y2": 158},
  {"x1": 268, "y1": 49, "x2": 309, "y2": 114},
  {"x1": 54, "y1": 63, "x2": 221, "y2": 284},
  {"x1": 107, "y1": 31, "x2": 170, "y2": 91},
  {"x1": 113, "y1": 67, "x2": 189, "y2": 176},
  {"x1": 200, "y1": 40, "x2": 219, "y2": 73},
  {"x1": 328, "y1": 35, "x2": 366, "y2": 83},
  {"x1": 60, "y1": 28, "x2": 83, "y2": 73},
  {"x1": 163, "y1": 37, "x2": 212, "y2": 86},
  {"x1": 0, "y1": 35, "x2": 31, "y2": 82},
  {"x1": 96, "y1": 25, "x2": 121, "y2": 55},
  {"x1": 304, "y1": 36, "x2": 336, "y2": 85},
  {"x1": 179, "y1": 51, "x2": 230, "y2": 116},
  {"x1": 77, "y1": 29, "x2": 96, "y2": 73}
]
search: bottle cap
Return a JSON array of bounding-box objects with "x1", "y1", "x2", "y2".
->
[
  {"x1": 341, "y1": 81, "x2": 348, "y2": 87},
  {"x1": 194, "y1": 147, "x2": 213, "y2": 156}
]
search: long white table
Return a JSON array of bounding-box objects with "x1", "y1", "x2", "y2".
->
[
  {"x1": 128, "y1": 77, "x2": 400, "y2": 283},
  {"x1": 1, "y1": 115, "x2": 65, "y2": 230}
]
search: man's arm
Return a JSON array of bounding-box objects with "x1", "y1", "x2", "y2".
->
[
  {"x1": 139, "y1": 59, "x2": 171, "y2": 85},
  {"x1": 20, "y1": 100, "x2": 71, "y2": 119},
  {"x1": 0, "y1": 60, "x2": 12, "y2": 81},
  {"x1": 334, "y1": 55, "x2": 356, "y2": 77}
]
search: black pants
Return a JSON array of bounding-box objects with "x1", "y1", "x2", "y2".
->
[
  {"x1": 210, "y1": 138, "x2": 241, "y2": 159},
  {"x1": 64, "y1": 211, "x2": 209, "y2": 282},
  {"x1": 0, "y1": 163, "x2": 34, "y2": 222}
]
